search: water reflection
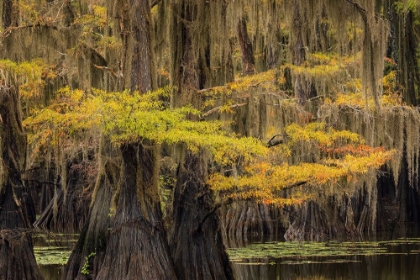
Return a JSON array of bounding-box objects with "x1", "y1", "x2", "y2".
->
[
  {"x1": 232, "y1": 254, "x2": 420, "y2": 279},
  {"x1": 229, "y1": 227, "x2": 420, "y2": 280},
  {"x1": 36, "y1": 229, "x2": 420, "y2": 279},
  {"x1": 39, "y1": 265, "x2": 64, "y2": 280},
  {"x1": 34, "y1": 232, "x2": 77, "y2": 280},
  {"x1": 33, "y1": 232, "x2": 79, "y2": 247}
]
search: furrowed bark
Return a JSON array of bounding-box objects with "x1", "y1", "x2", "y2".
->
[{"x1": 0, "y1": 86, "x2": 43, "y2": 280}]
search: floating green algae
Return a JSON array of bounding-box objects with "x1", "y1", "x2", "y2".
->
[
  {"x1": 34, "y1": 246, "x2": 71, "y2": 265},
  {"x1": 227, "y1": 238, "x2": 420, "y2": 263},
  {"x1": 33, "y1": 232, "x2": 78, "y2": 266}
]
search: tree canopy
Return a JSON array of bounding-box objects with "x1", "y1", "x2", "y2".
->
[
  {"x1": 22, "y1": 69, "x2": 395, "y2": 205},
  {"x1": 1, "y1": 0, "x2": 420, "y2": 279}
]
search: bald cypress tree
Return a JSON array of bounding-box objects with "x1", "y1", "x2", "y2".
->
[
  {"x1": 0, "y1": 86, "x2": 43, "y2": 279},
  {"x1": 0, "y1": 2, "x2": 43, "y2": 277},
  {"x1": 94, "y1": 0, "x2": 176, "y2": 279}
]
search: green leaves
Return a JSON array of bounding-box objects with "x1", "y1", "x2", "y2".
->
[
  {"x1": 395, "y1": 0, "x2": 419, "y2": 13},
  {"x1": 99, "y1": 88, "x2": 268, "y2": 164},
  {"x1": 24, "y1": 86, "x2": 268, "y2": 166}
]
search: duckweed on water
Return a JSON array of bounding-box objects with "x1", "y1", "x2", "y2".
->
[
  {"x1": 33, "y1": 232, "x2": 78, "y2": 265},
  {"x1": 227, "y1": 238, "x2": 420, "y2": 263},
  {"x1": 34, "y1": 246, "x2": 71, "y2": 265}
]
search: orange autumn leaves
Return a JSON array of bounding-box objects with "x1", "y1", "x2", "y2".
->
[{"x1": 209, "y1": 122, "x2": 395, "y2": 205}]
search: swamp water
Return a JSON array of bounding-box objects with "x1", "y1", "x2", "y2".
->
[
  {"x1": 229, "y1": 228, "x2": 420, "y2": 280},
  {"x1": 33, "y1": 232, "x2": 78, "y2": 280},
  {"x1": 35, "y1": 229, "x2": 420, "y2": 279}
]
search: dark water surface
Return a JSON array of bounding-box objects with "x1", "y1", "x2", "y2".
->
[
  {"x1": 36, "y1": 228, "x2": 420, "y2": 280},
  {"x1": 231, "y1": 246, "x2": 420, "y2": 279},
  {"x1": 33, "y1": 232, "x2": 76, "y2": 280},
  {"x1": 229, "y1": 227, "x2": 420, "y2": 280},
  {"x1": 39, "y1": 265, "x2": 65, "y2": 280}
]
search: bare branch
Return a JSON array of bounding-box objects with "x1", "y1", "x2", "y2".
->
[
  {"x1": 194, "y1": 198, "x2": 233, "y2": 234},
  {"x1": 93, "y1": 64, "x2": 121, "y2": 78},
  {"x1": 151, "y1": 0, "x2": 162, "y2": 8},
  {"x1": 281, "y1": 181, "x2": 307, "y2": 190},
  {"x1": 267, "y1": 134, "x2": 284, "y2": 147},
  {"x1": 201, "y1": 103, "x2": 246, "y2": 119},
  {"x1": 196, "y1": 86, "x2": 222, "y2": 94},
  {"x1": 344, "y1": 0, "x2": 385, "y2": 22}
]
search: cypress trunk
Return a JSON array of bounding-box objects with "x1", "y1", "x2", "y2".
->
[
  {"x1": 170, "y1": 151, "x2": 233, "y2": 280},
  {"x1": 169, "y1": 1, "x2": 235, "y2": 278},
  {"x1": 0, "y1": 86, "x2": 43, "y2": 279},
  {"x1": 221, "y1": 200, "x2": 285, "y2": 246},
  {"x1": 95, "y1": 0, "x2": 176, "y2": 278},
  {"x1": 237, "y1": 17, "x2": 255, "y2": 76},
  {"x1": 291, "y1": 1, "x2": 307, "y2": 105},
  {"x1": 64, "y1": 172, "x2": 114, "y2": 279},
  {"x1": 96, "y1": 143, "x2": 176, "y2": 280},
  {"x1": 33, "y1": 164, "x2": 91, "y2": 234}
]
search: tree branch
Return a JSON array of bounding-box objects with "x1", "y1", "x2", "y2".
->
[
  {"x1": 344, "y1": 0, "x2": 385, "y2": 22},
  {"x1": 150, "y1": 0, "x2": 162, "y2": 8},
  {"x1": 194, "y1": 198, "x2": 233, "y2": 234},
  {"x1": 281, "y1": 180, "x2": 308, "y2": 191},
  {"x1": 93, "y1": 64, "x2": 121, "y2": 78},
  {"x1": 196, "y1": 86, "x2": 221, "y2": 94},
  {"x1": 201, "y1": 103, "x2": 246, "y2": 119},
  {"x1": 344, "y1": 0, "x2": 366, "y2": 15},
  {"x1": 267, "y1": 134, "x2": 284, "y2": 147},
  {"x1": 22, "y1": 178, "x2": 61, "y2": 188},
  {"x1": 3, "y1": 24, "x2": 58, "y2": 38}
]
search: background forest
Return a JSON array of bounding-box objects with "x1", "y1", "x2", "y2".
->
[{"x1": 1, "y1": 0, "x2": 420, "y2": 279}]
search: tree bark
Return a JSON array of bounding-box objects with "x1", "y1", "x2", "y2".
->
[
  {"x1": 33, "y1": 165, "x2": 91, "y2": 234},
  {"x1": 2, "y1": 0, "x2": 18, "y2": 28},
  {"x1": 169, "y1": 2, "x2": 235, "y2": 278},
  {"x1": 170, "y1": 151, "x2": 234, "y2": 280},
  {"x1": 291, "y1": 1, "x2": 307, "y2": 105},
  {"x1": 63, "y1": 135, "x2": 119, "y2": 279},
  {"x1": 93, "y1": 0, "x2": 177, "y2": 278},
  {"x1": 0, "y1": 86, "x2": 43, "y2": 279},
  {"x1": 116, "y1": 0, "x2": 156, "y2": 92},
  {"x1": 395, "y1": 9, "x2": 420, "y2": 105},
  {"x1": 96, "y1": 143, "x2": 176, "y2": 280},
  {"x1": 237, "y1": 17, "x2": 255, "y2": 76},
  {"x1": 64, "y1": 166, "x2": 115, "y2": 279}
]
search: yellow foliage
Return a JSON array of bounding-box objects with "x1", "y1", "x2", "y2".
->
[
  {"x1": 210, "y1": 147, "x2": 394, "y2": 205},
  {"x1": 209, "y1": 121, "x2": 395, "y2": 205},
  {"x1": 285, "y1": 122, "x2": 363, "y2": 147},
  {"x1": 334, "y1": 92, "x2": 402, "y2": 108},
  {"x1": 75, "y1": 5, "x2": 107, "y2": 29},
  {"x1": 24, "y1": 81, "x2": 396, "y2": 207},
  {"x1": 0, "y1": 59, "x2": 56, "y2": 99},
  {"x1": 323, "y1": 59, "x2": 402, "y2": 108},
  {"x1": 201, "y1": 69, "x2": 278, "y2": 98},
  {"x1": 24, "y1": 86, "x2": 269, "y2": 166},
  {"x1": 282, "y1": 52, "x2": 361, "y2": 80}
]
